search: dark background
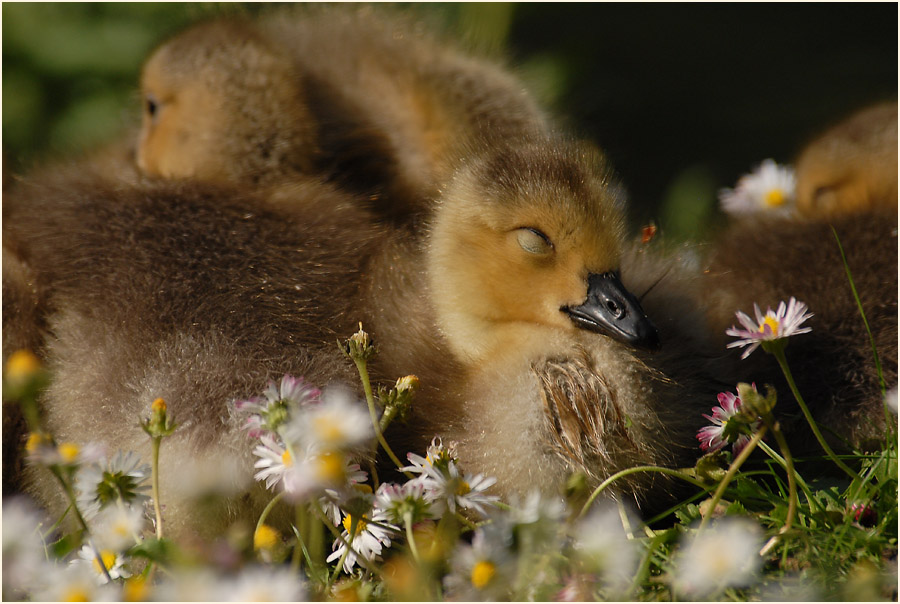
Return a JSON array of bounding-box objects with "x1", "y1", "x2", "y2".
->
[{"x1": 3, "y1": 3, "x2": 897, "y2": 241}]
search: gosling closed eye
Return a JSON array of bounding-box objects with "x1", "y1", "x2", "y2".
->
[{"x1": 516, "y1": 227, "x2": 553, "y2": 255}]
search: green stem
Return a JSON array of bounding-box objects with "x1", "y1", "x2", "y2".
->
[
  {"x1": 579, "y1": 466, "x2": 709, "y2": 519},
  {"x1": 403, "y1": 510, "x2": 421, "y2": 563},
  {"x1": 831, "y1": 227, "x2": 886, "y2": 396},
  {"x1": 150, "y1": 436, "x2": 165, "y2": 539},
  {"x1": 353, "y1": 358, "x2": 412, "y2": 478},
  {"x1": 327, "y1": 516, "x2": 357, "y2": 589},
  {"x1": 697, "y1": 425, "x2": 768, "y2": 532},
  {"x1": 255, "y1": 491, "x2": 286, "y2": 535},
  {"x1": 773, "y1": 349, "x2": 863, "y2": 481},
  {"x1": 759, "y1": 413, "x2": 798, "y2": 553},
  {"x1": 291, "y1": 503, "x2": 306, "y2": 571},
  {"x1": 757, "y1": 440, "x2": 821, "y2": 513},
  {"x1": 52, "y1": 468, "x2": 113, "y2": 583}
]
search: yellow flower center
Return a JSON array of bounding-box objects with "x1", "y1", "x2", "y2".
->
[
  {"x1": 314, "y1": 415, "x2": 344, "y2": 443},
  {"x1": 123, "y1": 577, "x2": 149, "y2": 602},
  {"x1": 456, "y1": 481, "x2": 471, "y2": 496},
  {"x1": 253, "y1": 524, "x2": 280, "y2": 550},
  {"x1": 281, "y1": 449, "x2": 293, "y2": 466},
  {"x1": 151, "y1": 398, "x2": 167, "y2": 412},
  {"x1": 58, "y1": 443, "x2": 80, "y2": 463},
  {"x1": 471, "y1": 560, "x2": 497, "y2": 589},
  {"x1": 315, "y1": 451, "x2": 345, "y2": 483},
  {"x1": 342, "y1": 514, "x2": 368, "y2": 535},
  {"x1": 93, "y1": 550, "x2": 117, "y2": 575},
  {"x1": 25, "y1": 432, "x2": 47, "y2": 452},
  {"x1": 758, "y1": 316, "x2": 780, "y2": 336},
  {"x1": 764, "y1": 189, "x2": 786, "y2": 207},
  {"x1": 63, "y1": 586, "x2": 90, "y2": 602},
  {"x1": 5, "y1": 349, "x2": 41, "y2": 380}
]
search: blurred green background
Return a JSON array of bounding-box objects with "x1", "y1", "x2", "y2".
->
[{"x1": 3, "y1": 3, "x2": 896, "y2": 241}]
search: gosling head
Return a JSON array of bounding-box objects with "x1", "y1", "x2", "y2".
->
[
  {"x1": 428, "y1": 137, "x2": 658, "y2": 364},
  {"x1": 137, "y1": 20, "x2": 317, "y2": 185}
]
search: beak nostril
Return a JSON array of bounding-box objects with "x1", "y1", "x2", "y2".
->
[{"x1": 606, "y1": 299, "x2": 624, "y2": 319}]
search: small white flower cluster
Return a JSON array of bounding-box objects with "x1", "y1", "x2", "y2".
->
[
  {"x1": 234, "y1": 376, "x2": 373, "y2": 502},
  {"x1": 401, "y1": 437, "x2": 499, "y2": 517}
]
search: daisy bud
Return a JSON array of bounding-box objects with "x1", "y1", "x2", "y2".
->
[
  {"x1": 141, "y1": 397, "x2": 177, "y2": 438},
  {"x1": 253, "y1": 524, "x2": 281, "y2": 551},
  {"x1": 736, "y1": 382, "x2": 776, "y2": 417},
  {"x1": 343, "y1": 323, "x2": 376, "y2": 362}
]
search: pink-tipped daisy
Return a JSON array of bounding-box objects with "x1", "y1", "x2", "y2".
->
[
  {"x1": 719, "y1": 159, "x2": 796, "y2": 216},
  {"x1": 726, "y1": 297, "x2": 813, "y2": 358},
  {"x1": 697, "y1": 390, "x2": 761, "y2": 455}
]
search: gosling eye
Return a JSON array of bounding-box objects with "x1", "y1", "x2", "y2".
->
[
  {"x1": 145, "y1": 94, "x2": 159, "y2": 122},
  {"x1": 516, "y1": 227, "x2": 553, "y2": 255}
]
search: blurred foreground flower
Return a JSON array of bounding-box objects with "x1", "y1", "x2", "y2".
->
[
  {"x1": 719, "y1": 159, "x2": 796, "y2": 216},
  {"x1": 672, "y1": 517, "x2": 763, "y2": 598},
  {"x1": 726, "y1": 297, "x2": 813, "y2": 358},
  {"x1": 444, "y1": 524, "x2": 515, "y2": 600},
  {"x1": 71, "y1": 544, "x2": 131, "y2": 584},
  {"x1": 571, "y1": 504, "x2": 641, "y2": 597},
  {"x1": 2, "y1": 498, "x2": 48, "y2": 599}
]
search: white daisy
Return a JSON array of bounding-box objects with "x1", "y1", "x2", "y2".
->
[
  {"x1": 252, "y1": 433, "x2": 294, "y2": 491},
  {"x1": 92, "y1": 503, "x2": 146, "y2": 552},
  {"x1": 75, "y1": 450, "x2": 150, "y2": 520},
  {"x1": 719, "y1": 159, "x2": 796, "y2": 216},
  {"x1": 375, "y1": 480, "x2": 433, "y2": 525},
  {"x1": 320, "y1": 462, "x2": 369, "y2": 525},
  {"x1": 70, "y1": 544, "x2": 132, "y2": 584},
  {"x1": 572, "y1": 504, "x2": 641, "y2": 597},
  {"x1": 671, "y1": 518, "x2": 764, "y2": 598},
  {"x1": 218, "y1": 566, "x2": 307, "y2": 602},
  {"x1": 422, "y1": 462, "x2": 498, "y2": 517},
  {"x1": 233, "y1": 374, "x2": 320, "y2": 437},
  {"x1": 697, "y1": 388, "x2": 761, "y2": 455},
  {"x1": 401, "y1": 437, "x2": 459, "y2": 481},
  {"x1": 326, "y1": 506, "x2": 398, "y2": 574},
  {"x1": 444, "y1": 525, "x2": 515, "y2": 601},
  {"x1": 32, "y1": 562, "x2": 120, "y2": 602},
  {"x1": 26, "y1": 439, "x2": 106, "y2": 469},
  {"x1": 726, "y1": 297, "x2": 813, "y2": 358},
  {"x1": 281, "y1": 386, "x2": 373, "y2": 453}
]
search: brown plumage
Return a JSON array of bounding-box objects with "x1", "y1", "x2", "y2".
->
[
  {"x1": 4, "y1": 167, "x2": 387, "y2": 537},
  {"x1": 3, "y1": 131, "x2": 731, "y2": 536},
  {"x1": 137, "y1": 8, "x2": 548, "y2": 223}
]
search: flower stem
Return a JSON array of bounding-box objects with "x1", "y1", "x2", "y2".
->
[
  {"x1": 579, "y1": 466, "x2": 709, "y2": 520},
  {"x1": 772, "y1": 349, "x2": 863, "y2": 481},
  {"x1": 255, "y1": 491, "x2": 286, "y2": 535},
  {"x1": 697, "y1": 425, "x2": 768, "y2": 532},
  {"x1": 327, "y1": 516, "x2": 357, "y2": 589},
  {"x1": 758, "y1": 413, "x2": 797, "y2": 555},
  {"x1": 403, "y1": 510, "x2": 421, "y2": 563},
  {"x1": 150, "y1": 436, "x2": 164, "y2": 539},
  {"x1": 352, "y1": 358, "x2": 412, "y2": 478},
  {"x1": 52, "y1": 468, "x2": 113, "y2": 583}
]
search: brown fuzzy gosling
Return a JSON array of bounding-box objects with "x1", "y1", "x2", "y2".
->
[
  {"x1": 137, "y1": 9, "x2": 548, "y2": 221},
  {"x1": 794, "y1": 101, "x2": 898, "y2": 219},
  {"x1": 137, "y1": 19, "x2": 318, "y2": 187},
  {"x1": 4, "y1": 168, "x2": 388, "y2": 538}
]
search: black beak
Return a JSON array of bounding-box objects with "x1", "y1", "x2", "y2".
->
[{"x1": 562, "y1": 271, "x2": 660, "y2": 350}]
